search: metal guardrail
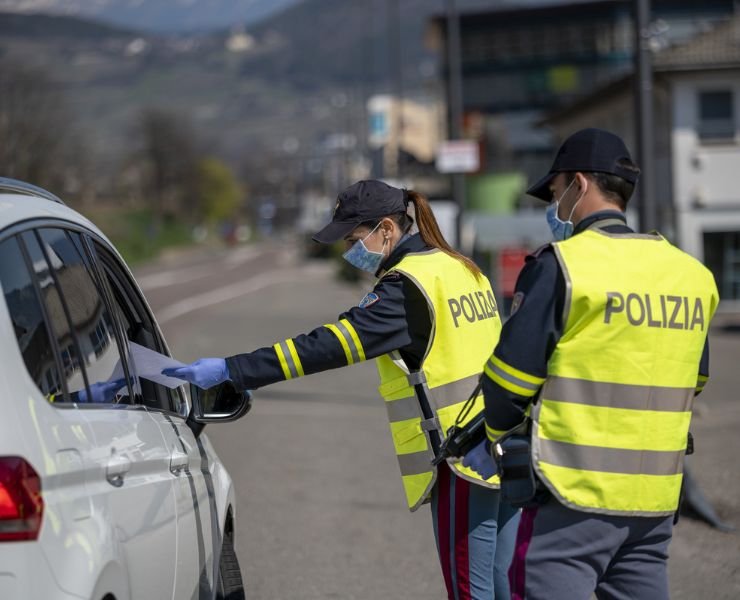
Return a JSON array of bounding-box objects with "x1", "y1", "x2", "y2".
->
[{"x1": 0, "y1": 177, "x2": 65, "y2": 205}]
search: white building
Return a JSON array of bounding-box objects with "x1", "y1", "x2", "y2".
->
[{"x1": 542, "y1": 16, "x2": 740, "y2": 307}]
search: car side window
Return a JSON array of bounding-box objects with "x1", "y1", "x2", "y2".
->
[
  {"x1": 32, "y1": 228, "x2": 130, "y2": 405},
  {"x1": 21, "y1": 230, "x2": 89, "y2": 400},
  {"x1": 91, "y1": 241, "x2": 186, "y2": 415},
  {"x1": 0, "y1": 236, "x2": 65, "y2": 401}
]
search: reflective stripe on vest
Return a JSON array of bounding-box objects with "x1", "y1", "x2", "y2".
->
[
  {"x1": 531, "y1": 229, "x2": 719, "y2": 516},
  {"x1": 376, "y1": 250, "x2": 503, "y2": 511}
]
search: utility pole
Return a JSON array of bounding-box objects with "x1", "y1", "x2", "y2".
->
[
  {"x1": 386, "y1": 0, "x2": 403, "y2": 179},
  {"x1": 634, "y1": 0, "x2": 658, "y2": 232},
  {"x1": 445, "y1": 0, "x2": 465, "y2": 247},
  {"x1": 385, "y1": 0, "x2": 403, "y2": 180}
]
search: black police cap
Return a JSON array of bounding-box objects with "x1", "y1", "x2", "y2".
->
[
  {"x1": 313, "y1": 180, "x2": 407, "y2": 244},
  {"x1": 527, "y1": 128, "x2": 640, "y2": 201}
]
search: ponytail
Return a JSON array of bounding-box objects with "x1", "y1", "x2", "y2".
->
[{"x1": 406, "y1": 190, "x2": 482, "y2": 279}]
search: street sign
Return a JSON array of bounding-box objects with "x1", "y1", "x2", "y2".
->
[{"x1": 436, "y1": 140, "x2": 480, "y2": 174}]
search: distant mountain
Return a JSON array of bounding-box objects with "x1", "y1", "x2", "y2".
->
[
  {"x1": 0, "y1": 0, "x2": 303, "y2": 32},
  {"x1": 0, "y1": 0, "x2": 579, "y2": 33},
  {"x1": 237, "y1": 0, "x2": 533, "y2": 89},
  {"x1": 0, "y1": 10, "x2": 133, "y2": 37},
  {"x1": 0, "y1": 0, "x2": 584, "y2": 178}
]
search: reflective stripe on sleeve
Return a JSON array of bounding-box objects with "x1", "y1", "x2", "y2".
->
[
  {"x1": 324, "y1": 323, "x2": 354, "y2": 365},
  {"x1": 324, "y1": 319, "x2": 366, "y2": 365},
  {"x1": 339, "y1": 319, "x2": 366, "y2": 361},
  {"x1": 285, "y1": 339, "x2": 305, "y2": 377},
  {"x1": 486, "y1": 422, "x2": 507, "y2": 443},
  {"x1": 696, "y1": 374, "x2": 709, "y2": 393},
  {"x1": 273, "y1": 339, "x2": 303, "y2": 380},
  {"x1": 484, "y1": 355, "x2": 545, "y2": 397}
]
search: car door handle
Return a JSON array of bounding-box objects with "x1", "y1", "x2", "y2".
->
[
  {"x1": 106, "y1": 454, "x2": 131, "y2": 488},
  {"x1": 170, "y1": 450, "x2": 189, "y2": 474}
]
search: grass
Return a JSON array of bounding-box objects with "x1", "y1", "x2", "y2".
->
[{"x1": 81, "y1": 207, "x2": 194, "y2": 266}]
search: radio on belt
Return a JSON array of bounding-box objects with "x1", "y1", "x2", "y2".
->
[{"x1": 432, "y1": 411, "x2": 486, "y2": 466}]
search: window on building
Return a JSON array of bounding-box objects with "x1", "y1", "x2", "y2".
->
[
  {"x1": 703, "y1": 230, "x2": 740, "y2": 301},
  {"x1": 698, "y1": 90, "x2": 735, "y2": 141}
]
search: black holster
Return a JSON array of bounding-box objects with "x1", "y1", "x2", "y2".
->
[{"x1": 493, "y1": 421, "x2": 549, "y2": 508}]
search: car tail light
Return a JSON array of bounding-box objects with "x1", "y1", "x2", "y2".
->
[{"x1": 0, "y1": 457, "x2": 43, "y2": 542}]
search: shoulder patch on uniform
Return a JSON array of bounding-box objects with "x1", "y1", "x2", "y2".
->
[
  {"x1": 510, "y1": 291, "x2": 525, "y2": 316},
  {"x1": 359, "y1": 292, "x2": 380, "y2": 309}
]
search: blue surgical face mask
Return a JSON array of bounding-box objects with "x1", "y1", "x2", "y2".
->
[
  {"x1": 342, "y1": 223, "x2": 388, "y2": 273},
  {"x1": 546, "y1": 179, "x2": 582, "y2": 241}
]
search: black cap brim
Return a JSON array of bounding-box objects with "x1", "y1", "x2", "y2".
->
[
  {"x1": 526, "y1": 172, "x2": 556, "y2": 202},
  {"x1": 312, "y1": 220, "x2": 359, "y2": 244}
]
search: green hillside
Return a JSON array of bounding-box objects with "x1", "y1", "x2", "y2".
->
[{"x1": 0, "y1": 1, "x2": 450, "y2": 179}]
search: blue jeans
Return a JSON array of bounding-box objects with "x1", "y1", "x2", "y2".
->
[{"x1": 431, "y1": 461, "x2": 520, "y2": 600}]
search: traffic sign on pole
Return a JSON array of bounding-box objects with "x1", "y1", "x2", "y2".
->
[{"x1": 436, "y1": 140, "x2": 480, "y2": 174}]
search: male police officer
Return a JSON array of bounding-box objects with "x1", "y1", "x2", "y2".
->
[{"x1": 474, "y1": 129, "x2": 718, "y2": 600}]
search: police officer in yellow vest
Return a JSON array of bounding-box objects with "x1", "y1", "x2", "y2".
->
[
  {"x1": 166, "y1": 181, "x2": 520, "y2": 599},
  {"x1": 469, "y1": 129, "x2": 719, "y2": 600}
]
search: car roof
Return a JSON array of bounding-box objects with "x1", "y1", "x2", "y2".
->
[{"x1": 0, "y1": 192, "x2": 115, "y2": 249}]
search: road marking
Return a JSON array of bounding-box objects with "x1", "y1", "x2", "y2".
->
[
  {"x1": 136, "y1": 247, "x2": 262, "y2": 291},
  {"x1": 250, "y1": 398, "x2": 382, "y2": 418},
  {"x1": 156, "y1": 265, "x2": 326, "y2": 324}
]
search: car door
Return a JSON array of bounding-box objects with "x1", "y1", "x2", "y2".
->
[
  {"x1": 27, "y1": 226, "x2": 180, "y2": 599},
  {"x1": 91, "y1": 239, "x2": 219, "y2": 600},
  {"x1": 0, "y1": 232, "x2": 100, "y2": 598}
]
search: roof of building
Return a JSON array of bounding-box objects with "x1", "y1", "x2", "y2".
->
[
  {"x1": 432, "y1": 0, "x2": 630, "y2": 24},
  {"x1": 654, "y1": 15, "x2": 740, "y2": 70}
]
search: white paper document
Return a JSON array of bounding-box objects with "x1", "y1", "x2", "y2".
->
[{"x1": 128, "y1": 341, "x2": 187, "y2": 389}]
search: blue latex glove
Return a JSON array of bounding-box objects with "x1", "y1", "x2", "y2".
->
[
  {"x1": 77, "y1": 378, "x2": 126, "y2": 404},
  {"x1": 461, "y1": 439, "x2": 498, "y2": 480},
  {"x1": 162, "y1": 358, "x2": 230, "y2": 390}
]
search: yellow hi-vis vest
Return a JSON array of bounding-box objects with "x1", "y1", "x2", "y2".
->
[
  {"x1": 532, "y1": 228, "x2": 719, "y2": 516},
  {"x1": 376, "y1": 249, "x2": 503, "y2": 511}
]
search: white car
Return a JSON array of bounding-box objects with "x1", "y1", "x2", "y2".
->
[{"x1": 0, "y1": 178, "x2": 251, "y2": 600}]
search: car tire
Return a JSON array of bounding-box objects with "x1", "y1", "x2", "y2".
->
[{"x1": 216, "y1": 528, "x2": 245, "y2": 600}]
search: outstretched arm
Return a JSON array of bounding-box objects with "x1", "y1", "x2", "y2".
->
[{"x1": 165, "y1": 273, "x2": 415, "y2": 390}]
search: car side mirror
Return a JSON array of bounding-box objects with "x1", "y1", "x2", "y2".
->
[{"x1": 189, "y1": 381, "x2": 252, "y2": 423}]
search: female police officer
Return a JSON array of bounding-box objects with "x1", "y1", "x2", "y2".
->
[{"x1": 165, "y1": 180, "x2": 519, "y2": 599}]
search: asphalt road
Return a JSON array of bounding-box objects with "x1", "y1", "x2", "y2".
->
[{"x1": 137, "y1": 240, "x2": 740, "y2": 600}]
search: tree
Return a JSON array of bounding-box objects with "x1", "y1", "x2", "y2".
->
[
  {"x1": 195, "y1": 158, "x2": 242, "y2": 224},
  {"x1": 0, "y1": 58, "x2": 89, "y2": 199},
  {"x1": 135, "y1": 108, "x2": 200, "y2": 220}
]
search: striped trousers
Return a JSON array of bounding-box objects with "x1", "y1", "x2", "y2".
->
[
  {"x1": 508, "y1": 501, "x2": 673, "y2": 600},
  {"x1": 431, "y1": 461, "x2": 520, "y2": 600}
]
